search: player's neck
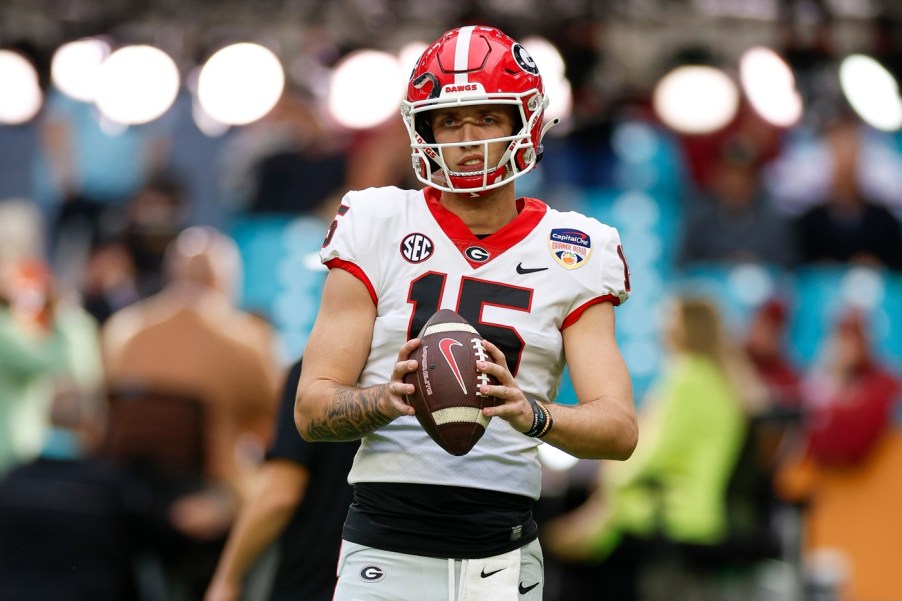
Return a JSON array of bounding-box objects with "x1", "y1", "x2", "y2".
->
[{"x1": 440, "y1": 185, "x2": 518, "y2": 236}]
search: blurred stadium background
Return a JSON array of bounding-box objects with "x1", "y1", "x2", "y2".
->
[
  {"x1": 4, "y1": 0, "x2": 901, "y2": 396},
  {"x1": 1, "y1": 1, "x2": 902, "y2": 600}
]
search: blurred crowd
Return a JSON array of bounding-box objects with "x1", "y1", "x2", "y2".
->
[{"x1": 2, "y1": 15, "x2": 902, "y2": 601}]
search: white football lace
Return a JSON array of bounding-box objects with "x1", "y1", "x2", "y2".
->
[{"x1": 472, "y1": 338, "x2": 492, "y2": 397}]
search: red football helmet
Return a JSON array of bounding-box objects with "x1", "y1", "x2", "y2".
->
[{"x1": 401, "y1": 26, "x2": 556, "y2": 194}]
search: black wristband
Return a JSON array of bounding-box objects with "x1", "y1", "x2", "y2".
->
[
  {"x1": 524, "y1": 397, "x2": 552, "y2": 438},
  {"x1": 536, "y1": 402, "x2": 553, "y2": 438}
]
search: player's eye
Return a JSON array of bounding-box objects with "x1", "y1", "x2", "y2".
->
[{"x1": 433, "y1": 115, "x2": 457, "y2": 128}]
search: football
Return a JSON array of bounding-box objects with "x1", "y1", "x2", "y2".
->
[{"x1": 405, "y1": 309, "x2": 500, "y2": 456}]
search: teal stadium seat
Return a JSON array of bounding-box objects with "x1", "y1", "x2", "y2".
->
[{"x1": 229, "y1": 215, "x2": 329, "y2": 362}]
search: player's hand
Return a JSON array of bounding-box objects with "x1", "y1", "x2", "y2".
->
[
  {"x1": 476, "y1": 339, "x2": 535, "y2": 433},
  {"x1": 383, "y1": 339, "x2": 419, "y2": 418}
]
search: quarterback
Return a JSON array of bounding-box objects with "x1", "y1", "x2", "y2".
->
[{"x1": 295, "y1": 25, "x2": 638, "y2": 601}]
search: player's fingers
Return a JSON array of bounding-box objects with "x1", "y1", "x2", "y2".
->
[
  {"x1": 479, "y1": 381, "x2": 520, "y2": 402},
  {"x1": 476, "y1": 359, "x2": 513, "y2": 386},
  {"x1": 391, "y1": 394, "x2": 416, "y2": 415},
  {"x1": 392, "y1": 358, "x2": 418, "y2": 381},
  {"x1": 482, "y1": 394, "x2": 532, "y2": 431},
  {"x1": 396, "y1": 337, "x2": 420, "y2": 360},
  {"x1": 389, "y1": 378, "x2": 416, "y2": 396},
  {"x1": 391, "y1": 340, "x2": 420, "y2": 380},
  {"x1": 480, "y1": 339, "x2": 509, "y2": 368},
  {"x1": 385, "y1": 381, "x2": 415, "y2": 416}
]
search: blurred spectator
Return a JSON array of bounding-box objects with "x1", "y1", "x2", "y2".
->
[
  {"x1": 763, "y1": 118, "x2": 902, "y2": 219},
  {"x1": 777, "y1": 308, "x2": 902, "y2": 601},
  {"x1": 101, "y1": 226, "x2": 281, "y2": 598},
  {"x1": 218, "y1": 81, "x2": 415, "y2": 223},
  {"x1": 122, "y1": 172, "x2": 191, "y2": 297},
  {"x1": 543, "y1": 17, "x2": 621, "y2": 191},
  {"x1": 216, "y1": 86, "x2": 350, "y2": 219},
  {"x1": 677, "y1": 137, "x2": 798, "y2": 269},
  {"x1": 342, "y1": 118, "x2": 418, "y2": 192},
  {"x1": 799, "y1": 308, "x2": 900, "y2": 468},
  {"x1": 81, "y1": 172, "x2": 189, "y2": 325},
  {"x1": 793, "y1": 115, "x2": 902, "y2": 271},
  {"x1": 102, "y1": 225, "x2": 280, "y2": 498},
  {"x1": 744, "y1": 298, "x2": 803, "y2": 408},
  {"x1": 0, "y1": 198, "x2": 45, "y2": 262},
  {"x1": 81, "y1": 239, "x2": 141, "y2": 326},
  {"x1": 541, "y1": 297, "x2": 751, "y2": 600},
  {"x1": 0, "y1": 199, "x2": 104, "y2": 478},
  {"x1": 34, "y1": 90, "x2": 171, "y2": 289},
  {"x1": 0, "y1": 384, "x2": 167, "y2": 601},
  {"x1": 205, "y1": 359, "x2": 358, "y2": 601}
]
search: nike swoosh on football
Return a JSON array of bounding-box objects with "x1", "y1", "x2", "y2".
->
[
  {"x1": 480, "y1": 567, "x2": 505, "y2": 578},
  {"x1": 519, "y1": 581, "x2": 540, "y2": 594},
  {"x1": 516, "y1": 263, "x2": 548, "y2": 274}
]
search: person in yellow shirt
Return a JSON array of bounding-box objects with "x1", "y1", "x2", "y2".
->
[{"x1": 543, "y1": 296, "x2": 750, "y2": 600}]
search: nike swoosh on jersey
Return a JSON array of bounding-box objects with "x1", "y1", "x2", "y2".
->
[
  {"x1": 516, "y1": 263, "x2": 548, "y2": 274},
  {"x1": 480, "y1": 567, "x2": 505, "y2": 578},
  {"x1": 519, "y1": 581, "x2": 540, "y2": 594}
]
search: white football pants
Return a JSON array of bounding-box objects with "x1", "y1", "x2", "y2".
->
[{"x1": 332, "y1": 538, "x2": 544, "y2": 601}]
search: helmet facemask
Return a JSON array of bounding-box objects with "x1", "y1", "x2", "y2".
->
[
  {"x1": 403, "y1": 95, "x2": 546, "y2": 195},
  {"x1": 401, "y1": 26, "x2": 553, "y2": 196}
]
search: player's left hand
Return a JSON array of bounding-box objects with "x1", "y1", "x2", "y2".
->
[{"x1": 477, "y1": 339, "x2": 535, "y2": 434}]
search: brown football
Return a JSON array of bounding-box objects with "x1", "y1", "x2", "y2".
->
[{"x1": 404, "y1": 309, "x2": 500, "y2": 456}]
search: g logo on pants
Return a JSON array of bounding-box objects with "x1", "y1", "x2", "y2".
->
[{"x1": 359, "y1": 566, "x2": 385, "y2": 582}]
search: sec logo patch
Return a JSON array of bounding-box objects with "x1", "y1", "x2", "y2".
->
[
  {"x1": 400, "y1": 233, "x2": 434, "y2": 263},
  {"x1": 548, "y1": 228, "x2": 591, "y2": 269}
]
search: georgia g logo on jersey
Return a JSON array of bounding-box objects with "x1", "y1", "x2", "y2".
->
[{"x1": 400, "y1": 233, "x2": 434, "y2": 263}]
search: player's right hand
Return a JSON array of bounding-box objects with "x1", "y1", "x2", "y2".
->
[{"x1": 384, "y1": 338, "x2": 419, "y2": 418}]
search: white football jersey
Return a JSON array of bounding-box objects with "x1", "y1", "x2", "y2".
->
[{"x1": 320, "y1": 186, "x2": 630, "y2": 499}]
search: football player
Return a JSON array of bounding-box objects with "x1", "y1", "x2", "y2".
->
[{"x1": 295, "y1": 25, "x2": 637, "y2": 601}]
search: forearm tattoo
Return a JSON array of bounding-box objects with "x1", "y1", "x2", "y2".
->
[{"x1": 305, "y1": 385, "x2": 395, "y2": 441}]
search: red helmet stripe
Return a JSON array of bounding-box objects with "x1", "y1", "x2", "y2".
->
[{"x1": 453, "y1": 25, "x2": 474, "y2": 84}]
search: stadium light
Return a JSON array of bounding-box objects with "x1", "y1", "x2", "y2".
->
[
  {"x1": 740, "y1": 46, "x2": 803, "y2": 127},
  {"x1": 653, "y1": 65, "x2": 739, "y2": 134},
  {"x1": 197, "y1": 43, "x2": 285, "y2": 126},
  {"x1": 327, "y1": 49, "x2": 404, "y2": 129},
  {"x1": 95, "y1": 45, "x2": 180, "y2": 125},
  {"x1": 0, "y1": 50, "x2": 42, "y2": 124},
  {"x1": 51, "y1": 38, "x2": 111, "y2": 102},
  {"x1": 839, "y1": 54, "x2": 902, "y2": 131}
]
